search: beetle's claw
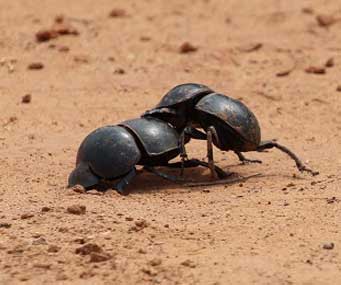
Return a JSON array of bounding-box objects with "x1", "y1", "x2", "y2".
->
[{"x1": 299, "y1": 166, "x2": 319, "y2": 176}]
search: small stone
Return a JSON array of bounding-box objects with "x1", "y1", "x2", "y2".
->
[
  {"x1": 0, "y1": 222, "x2": 11, "y2": 228},
  {"x1": 89, "y1": 252, "x2": 111, "y2": 263},
  {"x1": 41, "y1": 206, "x2": 51, "y2": 212},
  {"x1": 179, "y1": 42, "x2": 198, "y2": 53},
  {"x1": 28, "y1": 62, "x2": 44, "y2": 70},
  {"x1": 67, "y1": 205, "x2": 86, "y2": 215},
  {"x1": 148, "y1": 258, "x2": 162, "y2": 266},
  {"x1": 109, "y1": 8, "x2": 127, "y2": 18},
  {"x1": 181, "y1": 259, "x2": 196, "y2": 268},
  {"x1": 336, "y1": 85, "x2": 341, "y2": 92},
  {"x1": 22, "y1": 94, "x2": 32, "y2": 104},
  {"x1": 32, "y1": 237, "x2": 47, "y2": 245},
  {"x1": 21, "y1": 213, "x2": 34, "y2": 220},
  {"x1": 141, "y1": 267, "x2": 158, "y2": 276},
  {"x1": 75, "y1": 243, "x2": 102, "y2": 255},
  {"x1": 71, "y1": 184, "x2": 85, "y2": 194},
  {"x1": 114, "y1": 68, "x2": 125, "y2": 74},
  {"x1": 325, "y1": 58, "x2": 334, "y2": 68},
  {"x1": 305, "y1": 66, "x2": 326, "y2": 74},
  {"x1": 36, "y1": 29, "x2": 58, "y2": 42},
  {"x1": 47, "y1": 245, "x2": 61, "y2": 253},
  {"x1": 125, "y1": 217, "x2": 134, "y2": 221},
  {"x1": 138, "y1": 248, "x2": 147, "y2": 254},
  {"x1": 322, "y1": 242, "x2": 334, "y2": 250},
  {"x1": 316, "y1": 14, "x2": 337, "y2": 27}
]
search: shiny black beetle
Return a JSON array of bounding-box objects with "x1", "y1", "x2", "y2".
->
[
  {"x1": 144, "y1": 83, "x2": 318, "y2": 177},
  {"x1": 68, "y1": 117, "x2": 226, "y2": 195}
]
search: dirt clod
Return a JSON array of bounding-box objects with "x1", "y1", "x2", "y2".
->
[
  {"x1": 305, "y1": 66, "x2": 326, "y2": 74},
  {"x1": 325, "y1": 58, "x2": 334, "y2": 68},
  {"x1": 0, "y1": 222, "x2": 11, "y2": 228},
  {"x1": 22, "y1": 94, "x2": 32, "y2": 104},
  {"x1": 179, "y1": 42, "x2": 198, "y2": 53},
  {"x1": 27, "y1": 62, "x2": 44, "y2": 70},
  {"x1": 89, "y1": 252, "x2": 111, "y2": 263},
  {"x1": 109, "y1": 8, "x2": 127, "y2": 18},
  {"x1": 36, "y1": 29, "x2": 58, "y2": 42},
  {"x1": 148, "y1": 258, "x2": 162, "y2": 266},
  {"x1": 41, "y1": 206, "x2": 51, "y2": 212},
  {"x1": 322, "y1": 242, "x2": 335, "y2": 250},
  {"x1": 67, "y1": 205, "x2": 86, "y2": 215},
  {"x1": 21, "y1": 213, "x2": 34, "y2": 219},
  {"x1": 181, "y1": 259, "x2": 196, "y2": 268},
  {"x1": 316, "y1": 14, "x2": 338, "y2": 27},
  {"x1": 75, "y1": 243, "x2": 102, "y2": 255},
  {"x1": 71, "y1": 185, "x2": 86, "y2": 194}
]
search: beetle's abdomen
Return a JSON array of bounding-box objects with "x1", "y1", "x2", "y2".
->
[
  {"x1": 195, "y1": 93, "x2": 261, "y2": 151},
  {"x1": 76, "y1": 125, "x2": 141, "y2": 179}
]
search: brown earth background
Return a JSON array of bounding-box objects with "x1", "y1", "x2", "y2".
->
[{"x1": 1, "y1": 0, "x2": 341, "y2": 284}]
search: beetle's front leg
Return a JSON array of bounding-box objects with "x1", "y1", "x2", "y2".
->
[
  {"x1": 206, "y1": 126, "x2": 218, "y2": 179},
  {"x1": 179, "y1": 131, "x2": 188, "y2": 176},
  {"x1": 113, "y1": 167, "x2": 137, "y2": 195},
  {"x1": 257, "y1": 140, "x2": 318, "y2": 176}
]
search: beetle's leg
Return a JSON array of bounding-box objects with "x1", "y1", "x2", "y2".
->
[
  {"x1": 179, "y1": 131, "x2": 189, "y2": 177},
  {"x1": 113, "y1": 167, "x2": 137, "y2": 195},
  {"x1": 166, "y1": 159, "x2": 231, "y2": 179},
  {"x1": 257, "y1": 140, "x2": 319, "y2": 176},
  {"x1": 144, "y1": 166, "x2": 186, "y2": 183},
  {"x1": 206, "y1": 126, "x2": 219, "y2": 179},
  {"x1": 235, "y1": 151, "x2": 262, "y2": 164},
  {"x1": 184, "y1": 127, "x2": 207, "y2": 140}
]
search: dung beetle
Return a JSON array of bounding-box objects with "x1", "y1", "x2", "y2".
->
[
  {"x1": 68, "y1": 117, "x2": 227, "y2": 195},
  {"x1": 144, "y1": 83, "x2": 318, "y2": 178}
]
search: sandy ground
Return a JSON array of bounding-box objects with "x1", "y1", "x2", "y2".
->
[{"x1": 1, "y1": 0, "x2": 341, "y2": 284}]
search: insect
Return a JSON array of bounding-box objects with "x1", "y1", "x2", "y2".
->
[
  {"x1": 144, "y1": 83, "x2": 318, "y2": 178},
  {"x1": 68, "y1": 117, "x2": 226, "y2": 195}
]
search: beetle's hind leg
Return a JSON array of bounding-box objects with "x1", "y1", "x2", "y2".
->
[
  {"x1": 113, "y1": 167, "x2": 137, "y2": 195},
  {"x1": 166, "y1": 159, "x2": 231, "y2": 179},
  {"x1": 235, "y1": 151, "x2": 262, "y2": 164},
  {"x1": 257, "y1": 140, "x2": 319, "y2": 176}
]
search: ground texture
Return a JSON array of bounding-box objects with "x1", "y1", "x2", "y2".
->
[{"x1": 1, "y1": 0, "x2": 341, "y2": 284}]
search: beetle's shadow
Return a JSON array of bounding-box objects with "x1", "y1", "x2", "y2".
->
[{"x1": 96, "y1": 166, "x2": 219, "y2": 194}]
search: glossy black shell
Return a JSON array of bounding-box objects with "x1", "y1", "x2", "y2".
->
[
  {"x1": 195, "y1": 93, "x2": 261, "y2": 152},
  {"x1": 155, "y1": 83, "x2": 214, "y2": 108},
  {"x1": 75, "y1": 125, "x2": 141, "y2": 179},
  {"x1": 119, "y1": 117, "x2": 181, "y2": 165}
]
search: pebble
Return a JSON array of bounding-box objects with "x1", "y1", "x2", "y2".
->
[
  {"x1": 75, "y1": 243, "x2": 102, "y2": 255},
  {"x1": 22, "y1": 94, "x2": 32, "y2": 104},
  {"x1": 67, "y1": 205, "x2": 86, "y2": 215},
  {"x1": 27, "y1": 62, "x2": 44, "y2": 70},
  {"x1": 322, "y1": 242, "x2": 334, "y2": 250},
  {"x1": 179, "y1": 42, "x2": 198, "y2": 53}
]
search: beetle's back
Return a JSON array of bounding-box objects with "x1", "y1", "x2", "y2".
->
[
  {"x1": 119, "y1": 117, "x2": 180, "y2": 164},
  {"x1": 156, "y1": 83, "x2": 213, "y2": 108},
  {"x1": 195, "y1": 93, "x2": 261, "y2": 150},
  {"x1": 76, "y1": 125, "x2": 141, "y2": 179}
]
